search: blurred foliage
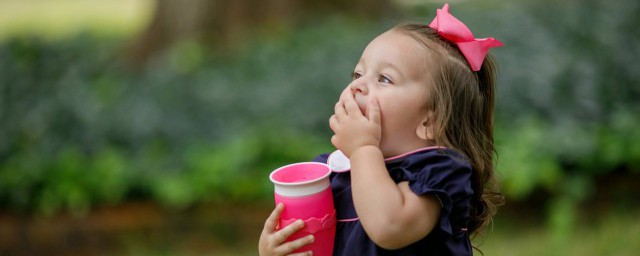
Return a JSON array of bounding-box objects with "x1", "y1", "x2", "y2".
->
[
  {"x1": 487, "y1": 0, "x2": 640, "y2": 237},
  {"x1": 0, "y1": 1, "x2": 639, "y2": 244},
  {"x1": 0, "y1": 16, "x2": 371, "y2": 215}
]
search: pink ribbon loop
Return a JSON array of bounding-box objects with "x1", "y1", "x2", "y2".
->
[
  {"x1": 280, "y1": 211, "x2": 337, "y2": 234},
  {"x1": 428, "y1": 3, "x2": 503, "y2": 71}
]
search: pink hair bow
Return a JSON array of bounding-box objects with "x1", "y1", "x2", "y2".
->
[{"x1": 429, "y1": 3, "x2": 503, "y2": 71}]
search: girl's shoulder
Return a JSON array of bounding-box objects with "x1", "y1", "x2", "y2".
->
[
  {"x1": 311, "y1": 147, "x2": 471, "y2": 173},
  {"x1": 387, "y1": 146, "x2": 474, "y2": 204},
  {"x1": 390, "y1": 147, "x2": 475, "y2": 237},
  {"x1": 386, "y1": 146, "x2": 472, "y2": 171}
]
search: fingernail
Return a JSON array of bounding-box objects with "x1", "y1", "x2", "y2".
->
[
  {"x1": 308, "y1": 251, "x2": 313, "y2": 256},
  {"x1": 308, "y1": 235, "x2": 315, "y2": 242},
  {"x1": 297, "y1": 219, "x2": 305, "y2": 226}
]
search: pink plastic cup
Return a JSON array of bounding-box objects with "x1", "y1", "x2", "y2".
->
[{"x1": 269, "y1": 162, "x2": 336, "y2": 256}]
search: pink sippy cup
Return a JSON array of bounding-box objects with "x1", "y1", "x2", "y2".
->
[{"x1": 269, "y1": 162, "x2": 336, "y2": 256}]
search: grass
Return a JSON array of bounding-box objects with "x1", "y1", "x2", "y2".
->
[
  {"x1": 0, "y1": 0, "x2": 153, "y2": 41},
  {"x1": 112, "y1": 206, "x2": 640, "y2": 256},
  {"x1": 4, "y1": 202, "x2": 637, "y2": 255},
  {"x1": 480, "y1": 208, "x2": 640, "y2": 256}
]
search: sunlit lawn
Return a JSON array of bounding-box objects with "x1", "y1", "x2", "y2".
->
[
  {"x1": 481, "y1": 208, "x2": 640, "y2": 256},
  {"x1": 0, "y1": 0, "x2": 153, "y2": 40},
  {"x1": 114, "y1": 206, "x2": 640, "y2": 256},
  {"x1": 3, "y1": 202, "x2": 637, "y2": 255}
]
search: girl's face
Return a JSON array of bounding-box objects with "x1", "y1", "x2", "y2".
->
[{"x1": 343, "y1": 29, "x2": 434, "y2": 157}]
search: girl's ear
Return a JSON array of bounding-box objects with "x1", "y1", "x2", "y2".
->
[{"x1": 416, "y1": 111, "x2": 436, "y2": 141}]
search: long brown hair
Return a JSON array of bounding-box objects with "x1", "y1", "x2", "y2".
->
[{"x1": 394, "y1": 23, "x2": 504, "y2": 239}]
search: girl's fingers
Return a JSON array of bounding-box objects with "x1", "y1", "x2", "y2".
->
[
  {"x1": 329, "y1": 115, "x2": 338, "y2": 131},
  {"x1": 343, "y1": 92, "x2": 361, "y2": 116},
  {"x1": 339, "y1": 87, "x2": 352, "y2": 102},
  {"x1": 262, "y1": 203, "x2": 284, "y2": 234},
  {"x1": 336, "y1": 88, "x2": 355, "y2": 116},
  {"x1": 334, "y1": 101, "x2": 347, "y2": 118},
  {"x1": 288, "y1": 251, "x2": 313, "y2": 256},
  {"x1": 275, "y1": 235, "x2": 315, "y2": 255},
  {"x1": 331, "y1": 135, "x2": 339, "y2": 149},
  {"x1": 368, "y1": 98, "x2": 381, "y2": 124},
  {"x1": 273, "y1": 219, "x2": 305, "y2": 244}
]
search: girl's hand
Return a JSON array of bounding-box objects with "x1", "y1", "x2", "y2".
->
[
  {"x1": 329, "y1": 90, "x2": 382, "y2": 157},
  {"x1": 259, "y1": 203, "x2": 315, "y2": 256}
]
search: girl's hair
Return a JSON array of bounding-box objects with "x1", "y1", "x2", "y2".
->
[{"x1": 393, "y1": 23, "x2": 504, "y2": 238}]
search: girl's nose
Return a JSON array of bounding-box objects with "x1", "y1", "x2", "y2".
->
[{"x1": 350, "y1": 78, "x2": 368, "y2": 95}]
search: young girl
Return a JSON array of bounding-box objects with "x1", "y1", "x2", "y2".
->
[{"x1": 259, "y1": 4, "x2": 503, "y2": 255}]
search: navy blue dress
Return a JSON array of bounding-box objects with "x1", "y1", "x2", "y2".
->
[{"x1": 313, "y1": 147, "x2": 475, "y2": 256}]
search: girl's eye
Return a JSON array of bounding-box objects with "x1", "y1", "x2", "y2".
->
[
  {"x1": 378, "y1": 75, "x2": 392, "y2": 84},
  {"x1": 352, "y1": 72, "x2": 362, "y2": 80}
]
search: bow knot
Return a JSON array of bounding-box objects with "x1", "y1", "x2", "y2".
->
[{"x1": 428, "y1": 4, "x2": 503, "y2": 71}]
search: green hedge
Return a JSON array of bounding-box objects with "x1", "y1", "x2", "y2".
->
[{"x1": 0, "y1": 17, "x2": 372, "y2": 215}]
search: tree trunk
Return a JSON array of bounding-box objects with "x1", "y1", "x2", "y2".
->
[{"x1": 124, "y1": 0, "x2": 393, "y2": 67}]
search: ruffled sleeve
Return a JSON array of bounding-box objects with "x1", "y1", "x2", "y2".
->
[{"x1": 390, "y1": 149, "x2": 474, "y2": 236}]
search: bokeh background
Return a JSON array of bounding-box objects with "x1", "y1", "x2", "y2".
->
[{"x1": 1, "y1": 0, "x2": 639, "y2": 255}]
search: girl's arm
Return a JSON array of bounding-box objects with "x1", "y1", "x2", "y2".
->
[
  {"x1": 349, "y1": 146, "x2": 441, "y2": 249},
  {"x1": 329, "y1": 90, "x2": 441, "y2": 249}
]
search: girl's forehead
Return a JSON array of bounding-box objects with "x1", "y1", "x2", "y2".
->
[{"x1": 359, "y1": 30, "x2": 431, "y2": 81}]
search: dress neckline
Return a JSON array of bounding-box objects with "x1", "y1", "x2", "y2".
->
[{"x1": 384, "y1": 146, "x2": 447, "y2": 162}]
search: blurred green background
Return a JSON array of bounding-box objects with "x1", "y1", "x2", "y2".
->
[{"x1": 0, "y1": 0, "x2": 639, "y2": 255}]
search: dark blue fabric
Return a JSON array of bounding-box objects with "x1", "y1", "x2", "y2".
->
[{"x1": 313, "y1": 148, "x2": 475, "y2": 256}]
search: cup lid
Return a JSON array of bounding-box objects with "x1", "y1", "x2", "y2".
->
[{"x1": 269, "y1": 162, "x2": 331, "y2": 197}]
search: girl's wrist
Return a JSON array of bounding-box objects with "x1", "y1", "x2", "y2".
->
[{"x1": 350, "y1": 145, "x2": 383, "y2": 162}]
